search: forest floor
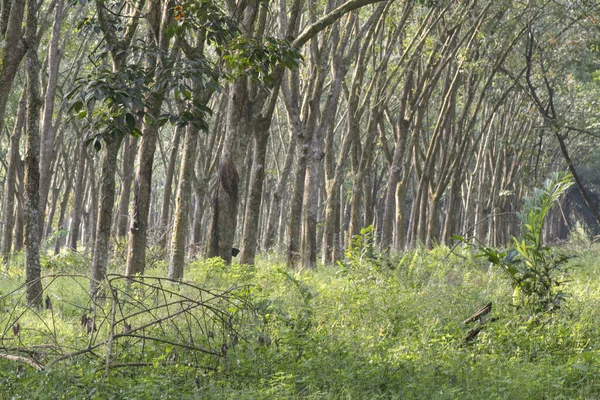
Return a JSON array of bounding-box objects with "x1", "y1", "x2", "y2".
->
[{"x1": 1, "y1": 240, "x2": 600, "y2": 399}]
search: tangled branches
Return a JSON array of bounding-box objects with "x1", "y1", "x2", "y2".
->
[{"x1": 0, "y1": 274, "x2": 256, "y2": 377}]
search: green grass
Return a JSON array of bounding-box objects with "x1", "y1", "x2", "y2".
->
[{"x1": 2, "y1": 243, "x2": 600, "y2": 399}]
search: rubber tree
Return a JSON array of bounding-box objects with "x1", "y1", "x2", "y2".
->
[{"x1": 23, "y1": 0, "x2": 43, "y2": 307}]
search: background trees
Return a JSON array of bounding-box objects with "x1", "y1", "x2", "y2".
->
[{"x1": 0, "y1": 0, "x2": 597, "y2": 294}]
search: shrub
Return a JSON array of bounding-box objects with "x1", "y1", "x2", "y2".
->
[{"x1": 460, "y1": 172, "x2": 575, "y2": 314}]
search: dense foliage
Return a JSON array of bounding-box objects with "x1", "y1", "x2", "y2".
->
[{"x1": 2, "y1": 242, "x2": 600, "y2": 399}]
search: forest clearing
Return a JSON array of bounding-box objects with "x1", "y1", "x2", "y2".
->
[{"x1": 1, "y1": 0, "x2": 600, "y2": 397}]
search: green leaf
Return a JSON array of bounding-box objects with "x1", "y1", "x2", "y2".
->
[{"x1": 125, "y1": 113, "x2": 136, "y2": 130}]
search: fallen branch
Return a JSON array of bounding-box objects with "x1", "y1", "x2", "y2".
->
[{"x1": 0, "y1": 353, "x2": 44, "y2": 371}]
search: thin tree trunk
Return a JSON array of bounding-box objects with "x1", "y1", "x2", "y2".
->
[
  {"x1": 23, "y1": 0, "x2": 43, "y2": 307},
  {"x1": 240, "y1": 119, "x2": 270, "y2": 265},
  {"x1": 168, "y1": 123, "x2": 199, "y2": 280},
  {"x1": 1, "y1": 90, "x2": 24, "y2": 266},
  {"x1": 38, "y1": 0, "x2": 65, "y2": 240},
  {"x1": 158, "y1": 127, "x2": 182, "y2": 248},
  {"x1": 263, "y1": 133, "x2": 295, "y2": 251},
  {"x1": 115, "y1": 135, "x2": 138, "y2": 237},
  {"x1": 91, "y1": 134, "x2": 123, "y2": 295},
  {"x1": 0, "y1": 0, "x2": 27, "y2": 140},
  {"x1": 69, "y1": 141, "x2": 86, "y2": 250},
  {"x1": 54, "y1": 148, "x2": 75, "y2": 255},
  {"x1": 126, "y1": 97, "x2": 163, "y2": 276},
  {"x1": 13, "y1": 159, "x2": 24, "y2": 252}
]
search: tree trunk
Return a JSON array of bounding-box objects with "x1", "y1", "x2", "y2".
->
[
  {"x1": 23, "y1": 0, "x2": 42, "y2": 307},
  {"x1": 13, "y1": 159, "x2": 24, "y2": 252},
  {"x1": 240, "y1": 119, "x2": 270, "y2": 265},
  {"x1": 69, "y1": 141, "x2": 87, "y2": 250},
  {"x1": 1, "y1": 90, "x2": 24, "y2": 266},
  {"x1": 115, "y1": 135, "x2": 138, "y2": 237},
  {"x1": 0, "y1": 0, "x2": 27, "y2": 140},
  {"x1": 54, "y1": 148, "x2": 75, "y2": 255},
  {"x1": 158, "y1": 127, "x2": 182, "y2": 248},
  {"x1": 168, "y1": 122, "x2": 199, "y2": 280},
  {"x1": 264, "y1": 134, "x2": 295, "y2": 251},
  {"x1": 90, "y1": 134, "x2": 123, "y2": 295},
  {"x1": 38, "y1": 0, "x2": 65, "y2": 241},
  {"x1": 206, "y1": 81, "x2": 249, "y2": 264},
  {"x1": 126, "y1": 97, "x2": 163, "y2": 276}
]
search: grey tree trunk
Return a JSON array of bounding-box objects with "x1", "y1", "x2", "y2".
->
[
  {"x1": 0, "y1": 0, "x2": 27, "y2": 140},
  {"x1": 115, "y1": 135, "x2": 138, "y2": 237},
  {"x1": 158, "y1": 127, "x2": 182, "y2": 248},
  {"x1": 125, "y1": 99, "x2": 163, "y2": 276},
  {"x1": 38, "y1": 0, "x2": 65, "y2": 240},
  {"x1": 168, "y1": 123, "x2": 199, "y2": 280},
  {"x1": 240, "y1": 119, "x2": 270, "y2": 265},
  {"x1": 54, "y1": 147, "x2": 75, "y2": 255},
  {"x1": 263, "y1": 134, "x2": 295, "y2": 251},
  {"x1": 1, "y1": 90, "x2": 24, "y2": 266},
  {"x1": 23, "y1": 0, "x2": 42, "y2": 307},
  {"x1": 125, "y1": 0, "x2": 171, "y2": 276},
  {"x1": 69, "y1": 141, "x2": 87, "y2": 250},
  {"x1": 13, "y1": 160, "x2": 24, "y2": 252},
  {"x1": 90, "y1": 135, "x2": 123, "y2": 295}
]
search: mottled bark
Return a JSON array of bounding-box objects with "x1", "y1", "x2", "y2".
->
[
  {"x1": 126, "y1": 99, "x2": 162, "y2": 276},
  {"x1": 240, "y1": 119, "x2": 270, "y2": 265},
  {"x1": 54, "y1": 148, "x2": 75, "y2": 255},
  {"x1": 125, "y1": 0, "x2": 171, "y2": 276},
  {"x1": 158, "y1": 127, "x2": 182, "y2": 248},
  {"x1": 168, "y1": 123, "x2": 199, "y2": 280},
  {"x1": 1, "y1": 91, "x2": 25, "y2": 266},
  {"x1": 206, "y1": 80, "x2": 249, "y2": 264},
  {"x1": 0, "y1": 0, "x2": 26, "y2": 139},
  {"x1": 115, "y1": 135, "x2": 138, "y2": 237},
  {"x1": 23, "y1": 0, "x2": 42, "y2": 307},
  {"x1": 68, "y1": 141, "x2": 86, "y2": 250},
  {"x1": 91, "y1": 134, "x2": 124, "y2": 295},
  {"x1": 38, "y1": 0, "x2": 65, "y2": 240}
]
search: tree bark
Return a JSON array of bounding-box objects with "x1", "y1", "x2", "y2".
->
[
  {"x1": 1, "y1": 90, "x2": 25, "y2": 266},
  {"x1": 23, "y1": 0, "x2": 42, "y2": 307},
  {"x1": 125, "y1": 98, "x2": 163, "y2": 276},
  {"x1": 115, "y1": 135, "x2": 138, "y2": 237},
  {"x1": 168, "y1": 123, "x2": 199, "y2": 280},
  {"x1": 68, "y1": 140, "x2": 87, "y2": 250},
  {"x1": 91, "y1": 134, "x2": 123, "y2": 295},
  {"x1": 158, "y1": 127, "x2": 182, "y2": 248},
  {"x1": 0, "y1": 0, "x2": 27, "y2": 140},
  {"x1": 38, "y1": 0, "x2": 65, "y2": 240},
  {"x1": 240, "y1": 118, "x2": 270, "y2": 265}
]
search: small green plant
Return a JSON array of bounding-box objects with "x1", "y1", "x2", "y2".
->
[
  {"x1": 461, "y1": 172, "x2": 575, "y2": 313},
  {"x1": 338, "y1": 225, "x2": 392, "y2": 273}
]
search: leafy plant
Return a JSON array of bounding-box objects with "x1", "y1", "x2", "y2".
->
[
  {"x1": 338, "y1": 225, "x2": 393, "y2": 273},
  {"x1": 460, "y1": 172, "x2": 575, "y2": 313}
]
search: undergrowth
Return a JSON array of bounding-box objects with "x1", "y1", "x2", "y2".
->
[{"x1": 1, "y1": 241, "x2": 600, "y2": 399}]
